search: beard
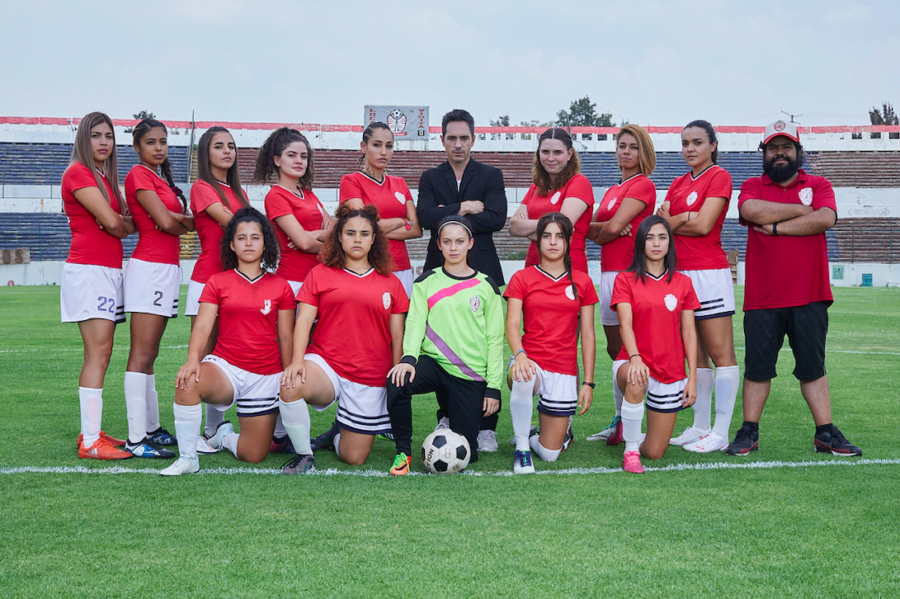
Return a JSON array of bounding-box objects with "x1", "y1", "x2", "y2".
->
[{"x1": 763, "y1": 152, "x2": 803, "y2": 183}]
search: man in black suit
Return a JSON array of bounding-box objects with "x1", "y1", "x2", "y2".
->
[{"x1": 416, "y1": 109, "x2": 508, "y2": 452}]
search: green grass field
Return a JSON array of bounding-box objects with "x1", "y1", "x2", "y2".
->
[{"x1": 1, "y1": 285, "x2": 899, "y2": 598}]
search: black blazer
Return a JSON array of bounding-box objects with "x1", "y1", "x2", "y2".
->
[{"x1": 416, "y1": 159, "x2": 508, "y2": 284}]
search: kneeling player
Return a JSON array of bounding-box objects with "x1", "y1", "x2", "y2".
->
[
  {"x1": 386, "y1": 216, "x2": 504, "y2": 475},
  {"x1": 278, "y1": 205, "x2": 408, "y2": 473},
  {"x1": 161, "y1": 208, "x2": 296, "y2": 476},
  {"x1": 505, "y1": 213, "x2": 598, "y2": 474},
  {"x1": 612, "y1": 216, "x2": 700, "y2": 473}
]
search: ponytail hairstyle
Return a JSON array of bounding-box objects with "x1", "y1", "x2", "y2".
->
[
  {"x1": 533, "y1": 127, "x2": 580, "y2": 195},
  {"x1": 626, "y1": 215, "x2": 676, "y2": 284},
  {"x1": 535, "y1": 212, "x2": 578, "y2": 299},
  {"x1": 70, "y1": 111, "x2": 126, "y2": 212},
  {"x1": 252, "y1": 127, "x2": 315, "y2": 190},
  {"x1": 617, "y1": 124, "x2": 657, "y2": 176},
  {"x1": 197, "y1": 126, "x2": 248, "y2": 209},
  {"x1": 683, "y1": 119, "x2": 718, "y2": 165},
  {"x1": 357, "y1": 121, "x2": 394, "y2": 171},
  {"x1": 319, "y1": 203, "x2": 394, "y2": 275},
  {"x1": 132, "y1": 118, "x2": 187, "y2": 209},
  {"x1": 220, "y1": 207, "x2": 279, "y2": 271}
]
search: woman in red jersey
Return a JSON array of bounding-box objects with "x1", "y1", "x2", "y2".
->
[
  {"x1": 161, "y1": 208, "x2": 296, "y2": 476},
  {"x1": 61, "y1": 111, "x2": 135, "y2": 460},
  {"x1": 612, "y1": 215, "x2": 699, "y2": 474},
  {"x1": 122, "y1": 118, "x2": 194, "y2": 459},
  {"x1": 187, "y1": 126, "x2": 250, "y2": 451},
  {"x1": 339, "y1": 121, "x2": 422, "y2": 297},
  {"x1": 278, "y1": 204, "x2": 408, "y2": 474},
  {"x1": 509, "y1": 127, "x2": 595, "y2": 273},
  {"x1": 505, "y1": 213, "x2": 598, "y2": 474},
  {"x1": 656, "y1": 120, "x2": 739, "y2": 454},
  {"x1": 586, "y1": 124, "x2": 657, "y2": 445}
]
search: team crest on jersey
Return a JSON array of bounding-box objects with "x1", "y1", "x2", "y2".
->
[
  {"x1": 686, "y1": 191, "x2": 698, "y2": 206},
  {"x1": 565, "y1": 285, "x2": 576, "y2": 301},
  {"x1": 550, "y1": 191, "x2": 562, "y2": 205},
  {"x1": 774, "y1": 120, "x2": 787, "y2": 132},
  {"x1": 608, "y1": 197, "x2": 617, "y2": 210},
  {"x1": 799, "y1": 188, "x2": 813, "y2": 206},
  {"x1": 664, "y1": 294, "x2": 677, "y2": 312},
  {"x1": 394, "y1": 191, "x2": 406, "y2": 205},
  {"x1": 382, "y1": 292, "x2": 391, "y2": 309},
  {"x1": 260, "y1": 299, "x2": 272, "y2": 315},
  {"x1": 469, "y1": 295, "x2": 481, "y2": 313},
  {"x1": 386, "y1": 110, "x2": 408, "y2": 134}
]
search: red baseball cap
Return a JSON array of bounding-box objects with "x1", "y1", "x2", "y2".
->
[{"x1": 763, "y1": 120, "x2": 799, "y2": 144}]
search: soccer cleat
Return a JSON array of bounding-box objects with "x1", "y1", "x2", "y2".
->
[
  {"x1": 561, "y1": 426, "x2": 575, "y2": 451},
  {"x1": 434, "y1": 417, "x2": 450, "y2": 431},
  {"x1": 586, "y1": 416, "x2": 620, "y2": 442},
  {"x1": 126, "y1": 438, "x2": 176, "y2": 459},
  {"x1": 606, "y1": 419, "x2": 624, "y2": 446},
  {"x1": 684, "y1": 431, "x2": 729, "y2": 453},
  {"x1": 477, "y1": 430, "x2": 499, "y2": 453},
  {"x1": 814, "y1": 425, "x2": 862, "y2": 456},
  {"x1": 160, "y1": 456, "x2": 200, "y2": 476},
  {"x1": 78, "y1": 437, "x2": 132, "y2": 460},
  {"x1": 379, "y1": 431, "x2": 395, "y2": 441},
  {"x1": 281, "y1": 453, "x2": 316, "y2": 475},
  {"x1": 623, "y1": 450, "x2": 644, "y2": 474},
  {"x1": 77, "y1": 431, "x2": 126, "y2": 449},
  {"x1": 725, "y1": 425, "x2": 759, "y2": 456},
  {"x1": 670, "y1": 426, "x2": 711, "y2": 447},
  {"x1": 310, "y1": 420, "x2": 340, "y2": 452},
  {"x1": 206, "y1": 420, "x2": 235, "y2": 451},
  {"x1": 269, "y1": 435, "x2": 295, "y2": 454},
  {"x1": 196, "y1": 435, "x2": 220, "y2": 455},
  {"x1": 390, "y1": 453, "x2": 412, "y2": 476},
  {"x1": 513, "y1": 450, "x2": 535, "y2": 474},
  {"x1": 146, "y1": 427, "x2": 177, "y2": 446}
]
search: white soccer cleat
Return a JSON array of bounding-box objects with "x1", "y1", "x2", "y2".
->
[
  {"x1": 683, "y1": 431, "x2": 728, "y2": 453},
  {"x1": 586, "y1": 416, "x2": 621, "y2": 441},
  {"x1": 513, "y1": 450, "x2": 535, "y2": 474},
  {"x1": 196, "y1": 436, "x2": 220, "y2": 454},
  {"x1": 670, "y1": 426, "x2": 710, "y2": 447},
  {"x1": 477, "y1": 430, "x2": 499, "y2": 452},
  {"x1": 160, "y1": 456, "x2": 200, "y2": 476},
  {"x1": 434, "y1": 417, "x2": 450, "y2": 431},
  {"x1": 206, "y1": 421, "x2": 235, "y2": 450}
]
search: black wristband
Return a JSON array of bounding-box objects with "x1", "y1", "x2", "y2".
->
[
  {"x1": 773, "y1": 222, "x2": 778, "y2": 236},
  {"x1": 629, "y1": 353, "x2": 640, "y2": 360},
  {"x1": 582, "y1": 381, "x2": 595, "y2": 389}
]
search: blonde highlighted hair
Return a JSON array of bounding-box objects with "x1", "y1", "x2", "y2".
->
[
  {"x1": 532, "y1": 127, "x2": 580, "y2": 195},
  {"x1": 616, "y1": 124, "x2": 656, "y2": 176},
  {"x1": 69, "y1": 112, "x2": 126, "y2": 210}
]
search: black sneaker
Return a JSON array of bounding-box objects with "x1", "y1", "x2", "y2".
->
[
  {"x1": 281, "y1": 453, "x2": 315, "y2": 474},
  {"x1": 125, "y1": 438, "x2": 177, "y2": 459},
  {"x1": 725, "y1": 425, "x2": 759, "y2": 456},
  {"x1": 310, "y1": 420, "x2": 340, "y2": 453},
  {"x1": 147, "y1": 427, "x2": 177, "y2": 446},
  {"x1": 814, "y1": 425, "x2": 862, "y2": 456}
]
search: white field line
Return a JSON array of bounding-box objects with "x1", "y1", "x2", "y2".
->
[{"x1": 2, "y1": 458, "x2": 898, "y2": 478}]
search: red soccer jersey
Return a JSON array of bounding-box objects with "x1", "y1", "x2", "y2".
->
[
  {"x1": 190, "y1": 179, "x2": 246, "y2": 284},
  {"x1": 593, "y1": 174, "x2": 656, "y2": 271},
  {"x1": 504, "y1": 266, "x2": 599, "y2": 375},
  {"x1": 521, "y1": 173, "x2": 595, "y2": 273},
  {"x1": 200, "y1": 269, "x2": 296, "y2": 375},
  {"x1": 665, "y1": 165, "x2": 732, "y2": 271},
  {"x1": 339, "y1": 172, "x2": 413, "y2": 271},
  {"x1": 297, "y1": 264, "x2": 409, "y2": 387},
  {"x1": 61, "y1": 163, "x2": 124, "y2": 268},
  {"x1": 738, "y1": 170, "x2": 836, "y2": 310},
  {"x1": 265, "y1": 185, "x2": 326, "y2": 283},
  {"x1": 611, "y1": 271, "x2": 700, "y2": 383},
  {"x1": 125, "y1": 165, "x2": 183, "y2": 265}
]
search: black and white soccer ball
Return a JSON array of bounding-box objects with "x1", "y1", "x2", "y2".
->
[{"x1": 422, "y1": 430, "x2": 471, "y2": 474}]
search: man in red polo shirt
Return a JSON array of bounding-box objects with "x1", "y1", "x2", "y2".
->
[{"x1": 726, "y1": 120, "x2": 861, "y2": 457}]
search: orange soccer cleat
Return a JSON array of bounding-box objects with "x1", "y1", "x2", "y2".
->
[
  {"x1": 78, "y1": 436, "x2": 133, "y2": 460},
  {"x1": 77, "y1": 431, "x2": 127, "y2": 449}
]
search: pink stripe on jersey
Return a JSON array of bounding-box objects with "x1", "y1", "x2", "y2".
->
[{"x1": 427, "y1": 278, "x2": 480, "y2": 310}]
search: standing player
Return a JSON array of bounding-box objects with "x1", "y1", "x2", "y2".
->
[
  {"x1": 187, "y1": 126, "x2": 249, "y2": 451},
  {"x1": 386, "y1": 215, "x2": 505, "y2": 475},
  {"x1": 656, "y1": 120, "x2": 740, "y2": 453},
  {"x1": 505, "y1": 213, "x2": 598, "y2": 474},
  {"x1": 62, "y1": 111, "x2": 134, "y2": 460},
  {"x1": 611, "y1": 216, "x2": 699, "y2": 473},
  {"x1": 586, "y1": 124, "x2": 657, "y2": 445},
  {"x1": 123, "y1": 118, "x2": 194, "y2": 459},
  {"x1": 278, "y1": 205, "x2": 408, "y2": 473},
  {"x1": 161, "y1": 208, "x2": 296, "y2": 475}
]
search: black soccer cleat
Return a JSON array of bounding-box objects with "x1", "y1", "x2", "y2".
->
[
  {"x1": 310, "y1": 420, "x2": 340, "y2": 453},
  {"x1": 725, "y1": 425, "x2": 759, "y2": 456},
  {"x1": 814, "y1": 425, "x2": 862, "y2": 456}
]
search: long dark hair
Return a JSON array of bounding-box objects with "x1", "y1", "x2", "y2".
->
[
  {"x1": 253, "y1": 127, "x2": 315, "y2": 190},
  {"x1": 357, "y1": 121, "x2": 394, "y2": 171},
  {"x1": 626, "y1": 215, "x2": 676, "y2": 284},
  {"x1": 536, "y1": 212, "x2": 577, "y2": 299},
  {"x1": 220, "y1": 207, "x2": 279, "y2": 271},
  {"x1": 683, "y1": 119, "x2": 718, "y2": 165},
  {"x1": 319, "y1": 204, "x2": 394, "y2": 275},
  {"x1": 197, "y1": 126, "x2": 248, "y2": 209},
  {"x1": 132, "y1": 118, "x2": 187, "y2": 209},
  {"x1": 533, "y1": 127, "x2": 580, "y2": 195},
  {"x1": 69, "y1": 111, "x2": 126, "y2": 211}
]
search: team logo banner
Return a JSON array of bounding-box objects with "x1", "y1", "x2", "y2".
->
[{"x1": 365, "y1": 106, "x2": 429, "y2": 138}]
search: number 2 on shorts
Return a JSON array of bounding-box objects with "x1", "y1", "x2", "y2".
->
[{"x1": 152, "y1": 291, "x2": 163, "y2": 307}]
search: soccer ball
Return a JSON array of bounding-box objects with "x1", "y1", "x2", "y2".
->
[{"x1": 422, "y1": 430, "x2": 470, "y2": 474}]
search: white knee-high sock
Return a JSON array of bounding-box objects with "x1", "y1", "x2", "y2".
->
[
  {"x1": 79, "y1": 387, "x2": 103, "y2": 448},
  {"x1": 279, "y1": 398, "x2": 313, "y2": 456},
  {"x1": 124, "y1": 372, "x2": 148, "y2": 444},
  {"x1": 692, "y1": 368, "x2": 714, "y2": 431},
  {"x1": 621, "y1": 400, "x2": 645, "y2": 453},
  {"x1": 222, "y1": 433, "x2": 240, "y2": 457},
  {"x1": 333, "y1": 432, "x2": 341, "y2": 457},
  {"x1": 204, "y1": 404, "x2": 224, "y2": 438},
  {"x1": 612, "y1": 362, "x2": 624, "y2": 417},
  {"x1": 145, "y1": 373, "x2": 160, "y2": 433},
  {"x1": 273, "y1": 414, "x2": 287, "y2": 439},
  {"x1": 172, "y1": 403, "x2": 201, "y2": 460},
  {"x1": 509, "y1": 377, "x2": 535, "y2": 452},
  {"x1": 712, "y1": 366, "x2": 740, "y2": 439},
  {"x1": 529, "y1": 434, "x2": 560, "y2": 462}
]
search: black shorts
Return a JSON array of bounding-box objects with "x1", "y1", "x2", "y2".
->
[{"x1": 743, "y1": 302, "x2": 829, "y2": 381}]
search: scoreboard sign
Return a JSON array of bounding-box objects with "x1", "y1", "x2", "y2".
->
[{"x1": 365, "y1": 106, "x2": 429, "y2": 138}]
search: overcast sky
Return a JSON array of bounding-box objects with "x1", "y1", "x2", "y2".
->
[{"x1": 2, "y1": 0, "x2": 897, "y2": 128}]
